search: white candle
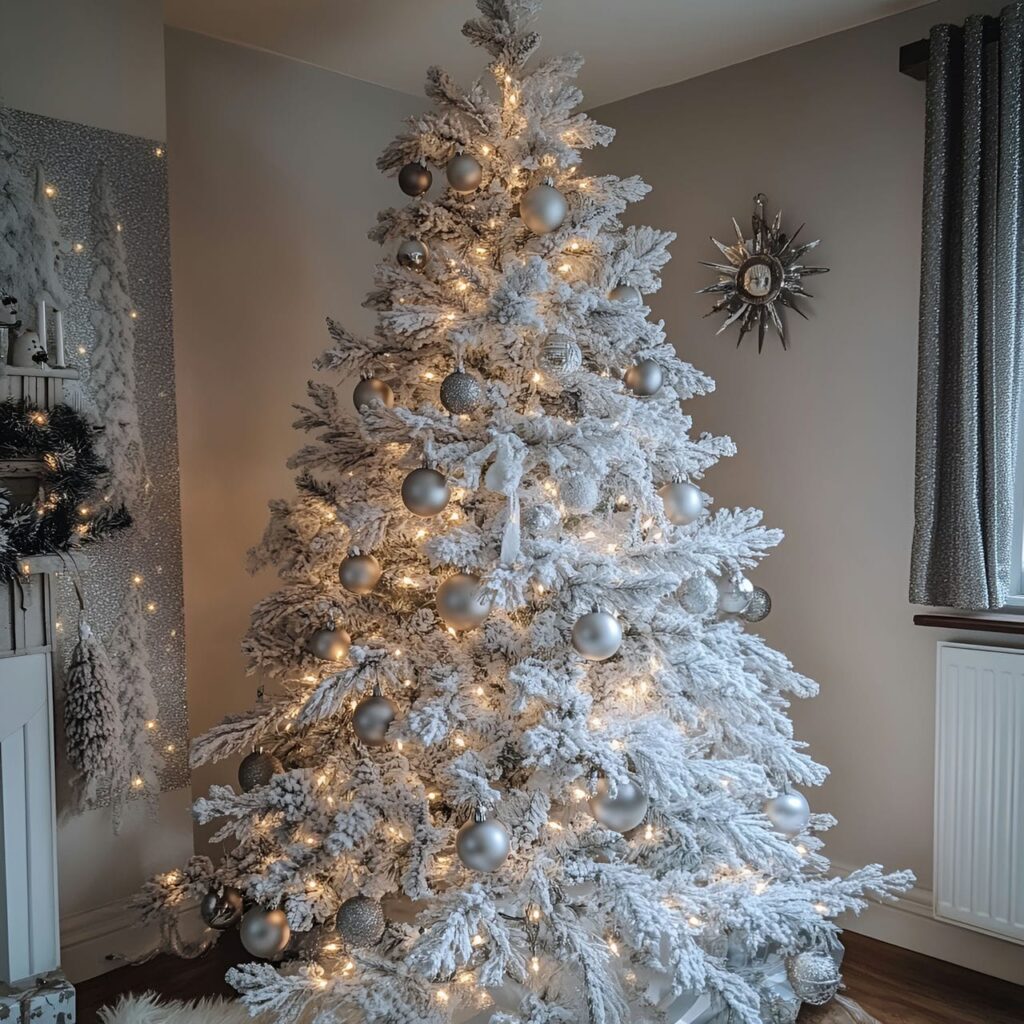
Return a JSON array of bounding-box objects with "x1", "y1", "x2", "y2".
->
[
  {"x1": 37, "y1": 299, "x2": 47, "y2": 356},
  {"x1": 54, "y1": 309, "x2": 65, "y2": 367}
]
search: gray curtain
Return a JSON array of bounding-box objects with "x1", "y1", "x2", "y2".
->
[{"x1": 910, "y1": 4, "x2": 1024, "y2": 609}]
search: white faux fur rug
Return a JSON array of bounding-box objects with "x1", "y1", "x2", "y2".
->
[{"x1": 98, "y1": 993, "x2": 255, "y2": 1024}]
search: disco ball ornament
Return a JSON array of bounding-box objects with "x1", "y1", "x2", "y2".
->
[
  {"x1": 741, "y1": 586, "x2": 772, "y2": 623},
  {"x1": 339, "y1": 552, "x2": 382, "y2": 595},
  {"x1": 237, "y1": 750, "x2": 284, "y2": 793},
  {"x1": 440, "y1": 368, "x2": 484, "y2": 414},
  {"x1": 398, "y1": 161, "x2": 431, "y2": 196},
  {"x1": 590, "y1": 775, "x2": 649, "y2": 833},
  {"x1": 765, "y1": 789, "x2": 810, "y2": 835},
  {"x1": 679, "y1": 573, "x2": 718, "y2": 617},
  {"x1": 307, "y1": 625, "x2": 351, "y2": 662},
  {"x1": 717, "y1": 572, "x2": 754, "y2": 613},
  {"x1": 559, "y1": 471, "x2": 600, "y2": 514},
  {"x1": 520, "y1": 183, "x2": 567, "y2": 234},
  {"x1": 456, "y1": 808, "x2": 511, "y2": 872},
  {"x1": 608, "y1": 283, "x2": 642, "y2": 306},
  {"x1": 352, "y1": 684, "x2": 397, "y2": 747},
  {"x1": 538, "y1": 333, "x2": 583, "y2": 377},
  {"x1": 522, "y1": 501, "x2": 560, "y2": 536},
  {"x1": 572, "y1": 608, "x2": 622, "y2": 661},
  {"x1": 787, "y1": 951, "x2": 841, "y2": 1006},
  {"x1": 397, "y1": 238, "x2": 430, "y2": 272},
  {"x1": 352, "y1": 375, "x2": 394, "y2": 410},
  {"x1": 623, "y1": 359, "x2": 663, "y2": 396},
  {"x1": 446, "y1": 152, "x2": 483, "y2": 193},
  {"x1": 336, "y1": 895, "x2": 386, "y2": 948},
  {"x1": 436, "y1": 572, "x2": 492, "y2": 631},
  {"x1": 659, "y1": 480, "x2": 704, "y2": 526},
  {"x1": 401, "y1": 467, "x2": 450, "y2": 517},
  {"x1": 240, "y1": 907, "x2": 291, "y2": 959},
  {"x1": 200, "y1": 886, "x2": 243, "y2": 930}
]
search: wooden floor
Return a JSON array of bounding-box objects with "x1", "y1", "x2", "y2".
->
[{"x1": 75, "y1": 929, "x2": 1023, "y2": 1023}]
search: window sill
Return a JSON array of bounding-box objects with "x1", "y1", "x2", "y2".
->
[{"x1": 913, "y1": 611, "x2": 1024, "y2": 635}]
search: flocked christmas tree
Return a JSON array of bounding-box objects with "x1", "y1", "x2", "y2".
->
[{"x1": 136, "y1": 4, "x2": 911, "y2": 1021}]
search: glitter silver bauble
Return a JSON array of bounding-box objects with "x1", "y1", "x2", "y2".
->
[
  {"x1": 760, "y1": 992, "x2": 800, "y2": 1024},
  {"x1": 339, "y1": 552, "x2": 382, "y2": 595},
  {"x1": 571, "y1": 608, "x2": 622, "y2": 661},
  {"x1": 765, "y1": 790, "x2": 810, "y2": 835},
  {"x1": 398, "y1": 161, "x2": 431, "y2": 196},
  {"x1": 786, "y1": 951, "x2": 841, "y2": 1006},
  {"x1": 456, "y1": 808, "x2": 510, "y2": 872},
  {"x1": 590, "y1": 775, "x2": 649, "y2": 833},
  {"x1": 559, "y1": 472, "x2": 600, "y2": 514},
  {"x1": 522, "y1": 501, "x2": 560, "y2": 535},
  {"x1": 353, "y1": 375, "x2": 395, "y2": 410},
  {"x1": 520, "y1": 183, "x2": 567, "y2": 234},
  {"x1": 238, "y1": 750, "x2": 284, "y2": 792},
  {"x1": 401, "y1": 467, "x2": 450, "y2": 517},
  {"x1": 200, "y1": 886, "x2": 243, "y2": 929},
  {"x1": 717, "y1": 572, "x2": 754, "y2": 613},
  {"x1": 240, "y1": 907, "x2": 290, "y2": 959},
  {"x1": 659, "y1": 480, "x2": 704, "y2": 526},
  {"x1": 446, "y1": 153, "x2": 483, "y2": 193},
  {"x1": 352, "y1": 684, "x2": 397, "y2": 747},
  {"x1": 741, "y1": 586, "x2": 771, "y2": 623},
  {"x1": 679, "y1": 574, "x2": 719, "y2": 617},
  {"x1": 623, "y1": 358, "x2": 663, "y2": 396},
  {"x1": 436, "y1": 572, "x2": 493, "y2": 631},
  {"x1": 608, "y1": 283, "x2": 642, "y2": 305},
  {"x1": 307, "y1": 626, "x2": 351, "y2": 662},
  {"x1": 336, "y1": 895, "x2": 386, "y2": 948},
  {"x1": 397, "y1": 238, "x2": 430, "y2": 272},
  {"x1": 440, "y1": 368, "x2": 484, "y2": 414},
  {"x1": 538, "y1": 333, "x2": 583, "y2": 377}
]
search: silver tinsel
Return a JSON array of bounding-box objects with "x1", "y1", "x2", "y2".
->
[
  {"x1": 336, "y1": 895, "x2": 386, "y2": 947},
  {"x1": 786, "y1": 951, "x2": 841, "y2": 1005},
  {"x1": 440, "y1": 368, "x2": 484, "y2": 414},
  {"x1": 538, "y1": 333, "x2": 583, "y2": 376}
]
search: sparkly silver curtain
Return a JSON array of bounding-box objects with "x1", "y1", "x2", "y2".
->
[{"x1": 911, "y1": 4, "x2": 1024, "y2": 609}]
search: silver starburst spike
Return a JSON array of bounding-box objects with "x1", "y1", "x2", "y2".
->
[{"x1": 698, "y1": 193, "x2": 828, "y2": 351}]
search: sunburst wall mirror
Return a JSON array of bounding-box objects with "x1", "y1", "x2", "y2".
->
[{"x1": 699, "y1": 193, "x2": 829, "y2": 351}]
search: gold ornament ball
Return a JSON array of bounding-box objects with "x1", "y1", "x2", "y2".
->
[
  {"x1": 339, "y1": 552, "x2": 382, "y2": 595},
  {"x1": 307, "y1": 626, "x2": 351, "y2": 662}
]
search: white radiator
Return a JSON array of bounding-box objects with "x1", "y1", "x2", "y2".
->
[{"x1": 935, "y1": 642, "x2": 1024, "y2": 945}]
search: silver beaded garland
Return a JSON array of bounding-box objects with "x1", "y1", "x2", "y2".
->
[
  {"x1": 589, "y1": 775, "x2": 649, "y2": 833},
  {"x1": 339, "y1": 552, "x2": 382, "y2": 595},
  {"x1": 717, "y1": 572, "x2": 754, "y2": 613},
  {"x1": 538, "y1": 333, "x2": 583, "y2": 377},
  {"x1": 440, "y1": 368, "x2": 484, "y2": 414},
  {"x1": 352, "y1": 684, "x2": 397, "y2": 747},
  {"x1": 352, "y1": 375, "x2": 394, "y2": 410},
  {"x1": 623, "y1": 358, "x2": 663, "y2": 396},
  {"x1": 401, "y1": 467, "x2": 450, "y2": 517},
  {"x1": 741, "y1": 586, "x2": 772, "y2": 623},
  {"x1": 397, "y1": 238, "x2": 430, "y2": 272},
  {"x1": 456, "y1": 808, "x2": 511, "y2": 872},
  {"x1": 608, "y1": 283, "x2": 643, "y2": 305},
  {"x1": 659, "y1": 480, "x2": 704, "y2": 526},
  {"x1": 238, "y1": 750, "x2": 284, "y2": 792},
  {"x1": 398, "y1": 161, "x2": 431, "y2": 196},
  {"x1": 307, "y1": 626, "x2": 351, "y2": 662},
  {"x1": 336, "y1": 895, "x2": 386, "y2": 947},
  {"x1": 571, "y1": 608, "x2": 622, "y2": 661},
  {"x1": 679, "y1": 574, "x2": 719, "y2": 617},
  {"x1": 765, "y1": 789, "x2": 810, "y2": 835},
  {"x1": 446, "y1": 153, "x2": 483, "y2": 193},
  {"x1": 239, "y1": 907, "x2": 291, "y2": 959},
  {"x1": 436, "y1": 572, "x2": 492, "y2": 631},
  {"x1": 520, "y1": 183, "x2": 567, "y2": 234},
  {"x1": 200, "y1": 886, "x2": 243, "y2": 929},
  {"x1": 786, "y1": 951, "x2": 841, "y2": 1005}
]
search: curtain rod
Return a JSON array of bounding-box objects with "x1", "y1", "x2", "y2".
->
[{"x1": 899, "y1": 16, "x2": 1002, "y2": 80}]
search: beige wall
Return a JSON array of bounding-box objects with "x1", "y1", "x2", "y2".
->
[{"x1": 590, "y1": 0, "x2": 1023, "y2": 981}]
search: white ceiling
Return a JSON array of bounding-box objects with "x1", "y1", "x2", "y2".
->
[{"x1": 164, "y1": 0, "x2": 933, "y2": 109}]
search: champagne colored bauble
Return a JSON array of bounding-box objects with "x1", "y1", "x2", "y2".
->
[
  {"x1": 238, "y1": 750, "x2": 284, "y2": 792},
  {"x1": 456, "y1": 809, "x2": 510, "y2": 872},
  {"x1": 336, "y1": 895, "x2": 386, "y2": 947},
  {"x1": 352, "y1": 685, "x2": 397, "y2": 747},
  {"x1": 717, "y1": 572, "x2": 754, "y2": 614},
  {"x1": 571, "y1": 609, "x2": 622, "y2": 661},
  {"x1": 397, "y1": 238, "x2": 430, "y2": 272},
  {"x1": 538, "y1": 333, "x2": 583, "y2": 377},
  {"x1": 679, "y1": 574, "x2": 719, "y2": 617},
  {"x1": 440, "y1": 368, "x2": 484, "y2": 414},
  {"x1": 307, "y1": 626, "x2": 351, "y2": 662},
  {"x1": 623, "y1": 358, "x2": 663, "y2": 396},
  {"x1": 741, "y1": 586, "x2": 772, "y2": 623},
  {"x1": 398, "y1": 161, "x2": 431, "y2": 196},
  {"x1": 353, "y1": 375, "x2": 394, "y2": 410},
  {"x1": 522, "y1": 501, "x2": 560, "y2": 536},
  {"x1": 200, "y1": 886, "x2": 243, "y2": 929},
  {"x1": 589, "y1": 775, "x2": 649, "y2": 833},
  {"x1": 436, "y1": 572, "x2": 492, "y2": 631},
  {"x1": 659, "y1": 480, "x2": 704, "y2": 526},
  {"x1": 608, "y1": 283, "x2": 642, "y2": 306},
  {"x1": 765, "y1": 789, "x2": 810, "y2": 835},
  {"x1": 520, "y1": 183, "x2": 567, "y2": 234},
  {"x1": 339, "y1": 552, "x2": 382, "y2": 595},
  {"x1": 401, "y1": 467, "x2": 450, "y2": 517},
  {"x1": 559, "y1": 472, "x2": 600, "y2": 514},
  {"x1": 446, "y1": 153, "x2": 483, "y2": 193},
  {"x1": 786, "y1": 951, "x2": 841, "y2": 1006},
  {"x1": 240, "y1": 907, "x2": 291, "y2": 959}
]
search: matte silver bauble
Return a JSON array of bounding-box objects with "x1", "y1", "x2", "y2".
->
[
  {"x1": 307, "y1": 626, "x2": 351, "y2": 662},
  {"x1": 589, "y1": 775, "x2": 649, "y2": 833},
  {"x1": 352, "y1": 685, "x2": 397, "y2": 747},
  {"x1": 623, "y1": 359, "x2": 663, "y2": 396},
  {"x1": 446, "y1": 153, "x2": 483, "y2": 193},
  {"x1": 571, "y1": 608, "x2": 622, "y2": 661},
  {"x1": 608, "y1": 283, "x2": 642, "y2": 306},
  {"x1": 336, "y1": 895, "x2": 386, "y2": 947},
  {"x1": 200, "y1": 886, "x2": 243, "y2": 929},
  {"x1": 786, "y1": 951, "x2": 841, "y2": 1006},
  {"x1": 741, "y1": 586, "x2": 772, "y2": 623},
  {"x1": 401, "y1": 467, "x2": 450, "y2": 517},
  {"x1": 440, "y1": 368, "x2": 484, "y2": 414},
  {"x1": 456, "y1": 808, "x2": 510, "y2": 872},
  {"x1": 765, "y1": 789, "x2": 810, "y2": 835},
  {"x1": 339, "y1": 552, "x2": 382, "y2": 595},
  {"x1": 522, "y1": 501, "x2": 561, "y2": 536},
  {"x1": 717, "y1": 572, "x2": 754, "y2": 614},
  {"x1": 520, "y1": 183, "x2": 567, "y2": 234},
  {"x1": 398, "y1": 161, "x2": 431, "y2": 196},
  {"x1": 659, "y1": 480, "x2": 704, "y2": 526},
  {"x1": 397, "y1": 238, "x2": 430, "y2": 272},
  {"x1": 353, "y1": 375, "x2": 395, "y2": 410},
  {"x1": 679, "y1": 574, "x2": 719, "y2": 617},
  {"x1": 436, "y1": 572, "x2": 492, "y2": 631},
  {"x1": 559, "y1": 472, "x2": 600, "y2": 514},
  {"x1": 239, "y1": 907, "x2": 291, "y2": 959},
  {"x1": 538, "y1": 333, "x2": 583, "y2": 377},
  {"x1": 238, "y1": 750, "x2": 284, "y2": 792}
]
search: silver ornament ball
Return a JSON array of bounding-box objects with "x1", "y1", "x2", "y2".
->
[
  {"x1": 741, "y1": 586, "x2": 772, "y2": 623},
  {"x1": 590, "y1": 775, "x2": 649, "y2": 833},
  {"x1": 520, "y1": 183, "x2": 568, "y2": 234},
  {"x1": 440, "y1": 369, "x2": 484, "y2": 415},
  {"x1": 456, "y1": 809, "x2": 511, "y2": 872},
  {"x1": 339, "y1": 552, "x2": 382, "y2": 595},
  {"x1": 765, "y1": 789, "x2": 810, "y2": 835},
  {"x1": 787, "y1": 951, "x2": 841, "y2": 1006},
  {"x1": 679, "y1": 574, "x2": 719, "y2": 617},
  {"x1": 659, "y1": 480, "x2": 704, "y2": 526},
  {"x1": 559, "y1": 472, "x2": 600, "y2": 514},
  {"x1": 522, "y1": 501, "x2": 561, "y2": 536},
  {"x1": 446, "y1": 153, "x2": 483, "y2": 193},
  {"x1": 307, "y1": 626, "x2": 351, "y2": 662},
  {"x1": 352, "y1": 685, "x2": 397, "y2": 747},
  {"x1": 571, "y1": 609, "x2": 623, "y2": 661},
  {"x1": 538, "y1": 333, "x2": 583, "y2": 377},
  {"x1": 398, "y1": 161, "x2": 431, "y2": 196},
  {"x1": 238, "y1": 750, "x2": 284, "y2": 792},
  {"x1": 401, "y1": 467, "x2": 450, "y2": 517},
  {"x1": 352, "y1": 375, "x2": 395, "y2": 410},
  {"x1": 336, "y1": 895, "x2": 386, "y2": 948},
  {"x1": 436, "y1": 572, "x2": 492, "y2": 631},
  {"x1": 717, "y1": 572, "x2": 754, "y2": 614},
  {"x1": 608, "y1": 283, "x2": 643, "y2": 306},
  {"x1": 397, "y1": 238, "x2": 430, "y2": 273},
  {"x1": 239, "y1": 907, "x2": 291, "y2": 959},
  {"x1": 200, "y1": 886, "x2": 243, "y2": 930},
  {"x1": 623, "y1": 359, "x2": 663, "y2": 397}
]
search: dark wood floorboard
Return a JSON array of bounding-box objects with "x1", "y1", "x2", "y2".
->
[{"x1": 74, "y1": 929, "x2": 1023, "y2": 1023}]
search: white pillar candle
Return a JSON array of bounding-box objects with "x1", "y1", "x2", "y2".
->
[
  {"x1": 53, "y1": 309, "x2": 65, "y2": 367},
  {"x1": 36, "y1": 299, "x2": 47, "y2": 356}
]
